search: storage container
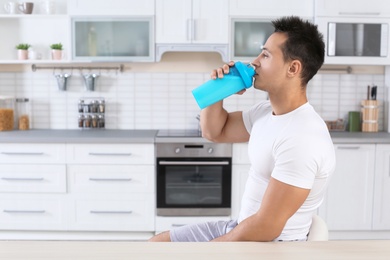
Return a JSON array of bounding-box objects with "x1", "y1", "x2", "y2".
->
[
  {"x1": 15, "y1": 98, "x2": 31, "y2": 130},
  {"x1": 0, "y1": 96, "x2": 15, "y2": 131}
]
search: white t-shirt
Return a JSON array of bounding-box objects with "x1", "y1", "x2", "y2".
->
[{"x1": 239, "y1": 101, "x2": 336, "y2": 241}]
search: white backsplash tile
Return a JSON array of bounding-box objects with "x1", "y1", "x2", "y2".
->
[{"x1": 0, "y1": 71, "x2": 386, "y2": 131}]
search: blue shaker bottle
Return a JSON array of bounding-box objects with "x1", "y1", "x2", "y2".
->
[{"x1": 192, "y1": 61, "x2": 255, "y2": 109}]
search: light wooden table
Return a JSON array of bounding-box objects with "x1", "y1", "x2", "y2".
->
[{"x1": 0, "y1": 240, "x2": 389, "y2": 260}]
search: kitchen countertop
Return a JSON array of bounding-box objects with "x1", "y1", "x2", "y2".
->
[
  {"x1": 0, "y1": 129, "x2": 158, "y2": 143},
  {"x1": 1, "y1": 129, "x2": 390, "y2": 144},
  {"x1": 0, "y1": 240, "x2": 389, "y2": 260}
]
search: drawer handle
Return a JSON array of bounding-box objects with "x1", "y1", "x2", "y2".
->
[
  {"x1": 88, "y1": 153, "x2": 132, "y2": 156},
  {"x1": 90, "y1": 210, "x2": 133, "y2": 214},
  {"x1": 172, "y1": 224, "x2": 186, "y2": 227},
  {"x1": 89, "y1": 178, "x2": 132, "y2": 182},
  {"x1": 1, "y1": 152, "x2": 44, "y2": 156},
  {"x1": 339, "y1": 12, "x2": 380, "y2": 15},
  {"x1": 4, "y1": 210, "x2": 46, "y2": 214},
  {"x1": 337, "y1": 146, "x2": 360, "y2": 150},
  {"x1": 1, "y1": 177, "x2": 44, "y2": 181}
]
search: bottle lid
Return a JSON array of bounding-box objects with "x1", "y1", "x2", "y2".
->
[{"x1": 235, "y1": 61, "x2": 255, "y2": 88}]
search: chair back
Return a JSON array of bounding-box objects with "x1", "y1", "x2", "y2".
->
[{"x1": 307, "y1": 215, "x2": 329, "y2": 241}]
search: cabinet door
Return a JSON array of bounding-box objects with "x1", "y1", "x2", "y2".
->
[
  {"x1": 230, "y1": 0, "x2": 313, "y2": 18},
  {"x1": 155, "y1": 0, "x2": 192, "y2": 43},
  {"x1": 156, "y1": 0, "x2": 228, "y2": 44},
  {"x1": 192, "y1": 0, "x2": 228, "y2": 44},
  {"x1": 319, "y1": 144, "x2": 375, "y2": 230},
  {"x1": 315, "y1": 0, "x2": 390, "y2": 17},
  {"x1": 373, "y1": 144, "x2": 390, "y2": 230},
  {"x1": 68, "y1": 0, "x2": 155, "y2": 15}
]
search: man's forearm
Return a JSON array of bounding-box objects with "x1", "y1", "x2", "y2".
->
[{"x1": 200, "y1": 101, "x2": 228, "y2": 142}]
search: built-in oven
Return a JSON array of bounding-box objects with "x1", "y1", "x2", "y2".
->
[{"x1": 156, "y1": 141, "x2": 232, "y2": 217}]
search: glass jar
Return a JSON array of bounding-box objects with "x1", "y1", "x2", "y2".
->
[
  {"x1": 98, "y1": 99, "x2": 105, "y2": 113},
  {"x1": 84, "y1": 115, "x2": 91, "y2": 128},
  {"x1": 78, "y1": 114, "x2": 84, "y2": 128},
  {"x1": 91, "y1": 114, "x2": 98, "y2": 128},
  {"x1": 98, "y1": 114, "x2": 105, "y2": 128},
  {"x1": 15, "y1": 98, "x2": 31, "y2": 130},
  {"x1": 78, "y1": 99, "x2": 84, "y2": 113},
  {"x1": 0, "y1": 96, "x2": 15, "y2": 131}
]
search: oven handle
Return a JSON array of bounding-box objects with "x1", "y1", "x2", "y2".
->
[{"x1": 158, "y1": 161, "x2": 230, "y2": 165}]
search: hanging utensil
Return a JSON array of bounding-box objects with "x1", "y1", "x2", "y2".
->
[
  {"x1": 83, "y1": 73, "x2": 99, "y2": 91},
  {"x1": 55, "y1": 73, "x2": 71, "y2": 91}
]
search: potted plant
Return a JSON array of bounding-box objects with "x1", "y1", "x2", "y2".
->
[
  {"x1": 15, "y1": 43, "x2": 31, "y2": 60},
  {"x1": 50, "y1": 43, "x2": 63, "y2": 60}
]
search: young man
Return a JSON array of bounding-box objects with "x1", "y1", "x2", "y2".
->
[{"x1": 149, "y1": 16, "x2": 335, "y2": 242}]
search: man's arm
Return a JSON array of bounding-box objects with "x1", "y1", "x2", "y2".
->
[
  {"x1": 212, "y1": 177, "x2": 311, "y2": 242},
  {"x1": 200, "y1": 62, "x2": 250, "y2": 143}
]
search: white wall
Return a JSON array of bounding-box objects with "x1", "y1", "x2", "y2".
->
[{"x1": 0, "y1": 52, "x2": 386, "y2": 131}]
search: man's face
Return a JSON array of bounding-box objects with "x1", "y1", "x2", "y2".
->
[{"x1": 251, "y1": 32, "x2": 290, "y2": 93}]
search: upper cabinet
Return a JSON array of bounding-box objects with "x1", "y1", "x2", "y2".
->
[
  {"x1": 315, "y1": 0, "x2": 390, "y2": 18},
  {"x1": 229, "y1": 0, "x2": 313, "y2": 62},
  {"x1": 230, "y1": 0, "x2": 313, "y2": 18},
  {"x1": 155, "y1": 0, "x2": 229, "y2": 61},
  {"x1": 71, "y1": 17, "x2": 154, "y2": 62},
  {"x1": 68, "y1": 0, "x2": 155, "y2": 16},
  {"x1": 315, "y1": 0, "x2": 390, "y2": 65}
]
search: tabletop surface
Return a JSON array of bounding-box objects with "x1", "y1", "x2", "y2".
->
[{"x1": 0, "y1": 240, "x2": 389, "y2": 260}]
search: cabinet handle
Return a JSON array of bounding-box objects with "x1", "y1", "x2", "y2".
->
[
  {"x1": 89, "y1": 178, "x2": 132, "y2": 182},
  {"x1": 192, "y1": 19, "x2": 196, "y2": 41},
  {"x1": 187, "y1": 19, "x2": 192, "y2": 41},
  {"x1": 339, "y1": 12, "x2": 380, "y2": 15},
  {"x1": 1, "y1": 152, "x2": 44, "y2": 156},
  {"x1": 1, "y1": 177, "x2": 44, "y2": 181},
  {"x1": 337, "y1": 146, "x2": 360, "y2": 150},
  {"x1": 171, "y1": 224, "x2": 186, "y2": 227},
  {"x1": 159, "y1": 161, "x2": 230, "y2": 165},
  {"x1": 90, "y1": 210, "x2": 132, "y2": 214},
  {"x1": 88, "y1": 152, "x2": 132, "y2": 156},
  {"x1": 3, "y1": 210, "x2": 46, "y2": 214}
]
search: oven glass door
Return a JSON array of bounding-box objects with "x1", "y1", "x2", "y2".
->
[{"x1": 157, "y1": 158, "x2": 231, "y2": 215}]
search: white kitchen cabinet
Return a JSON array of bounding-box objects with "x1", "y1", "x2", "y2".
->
[
  {"x1": 66, "y1": 143, "x2": 155, "y2": 232},
  {"x1": 230, "y1": 0, "x2": 313, "y2": 18},
  {"x1": 68, "y1": 0, "x2": 154, "y2": 15},
  {"x1": 0, "y1": 143, "x2": 68, "y2": 231},
  {"x1": 66, "y1": 143, "x2": 154, "y2": 165},
  {"x1": 231, "y1": 143, "x2": 250, "y2": 220},
  {"x1": 319, "y1": 144, "x2": 376, "y2": 231},
  {"x1": 155, "y1": 0, "x2": 229, "y2": 61},
  {"x1": 156, "y1": 0, "x2": 228, "y2": 44},
  {"x1": 315, "y1": 0, "x2": 390, "y2": 17},
  {"x1": 0, "y1": 143, "x2": 66, "y2": 164},
  {"x1": 71, "y1": 16, "x2": 155, "y2": 62},
  {"x1": 373, "y1": 144, "x2": 390, "y2": 230},
  {"x1": 0, "y1": 194, "x2": 67, "y2": 230}
]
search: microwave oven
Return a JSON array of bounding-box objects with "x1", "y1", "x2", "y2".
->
[{"x1": 316, "y1": 17, "x2": 390, "y2": 65}]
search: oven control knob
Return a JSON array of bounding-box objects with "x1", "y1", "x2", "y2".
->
[
  {"x1": 174, "y1": 147, "x2": 181, "y2": 154},
  {"x1": 208, "y1": 148, "x2": 214, "y2": 154}
]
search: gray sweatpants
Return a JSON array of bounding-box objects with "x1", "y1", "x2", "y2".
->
[{"x1": 170, "y1": 220, "x2": 238, "y2": 242}]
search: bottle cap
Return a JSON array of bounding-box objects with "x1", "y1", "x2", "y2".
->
[{"x1": 235, "y1": 61, "x2": 255, "y2": 88}]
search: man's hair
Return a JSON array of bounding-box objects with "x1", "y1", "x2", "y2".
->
[{"x1": 272, "y1": 16, "x2": 325, "y2": 86}]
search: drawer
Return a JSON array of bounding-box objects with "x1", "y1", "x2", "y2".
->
[
  {"x1": 0, "y1": 165, "x2": 66, "y2": 193},
  {"x1": 0, "y1": 195, "x2": 66, "y2": 230},
  {"x1": 155, "y1": 216, "x2": 231, "y2": 233},
  {"x1": 66, "y1": 144, "x2": 154, "y2": 165},
  {"x1": 0, "y1": 143, "x2": 66, "y2": 164},
  {"x1": 69, "y1": 193, "x2": 155, "y2": 231},
  {"x1": 68, "y1": 165, "x2": 154, "y2": 193}
]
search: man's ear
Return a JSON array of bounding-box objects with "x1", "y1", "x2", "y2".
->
[{"x1": 287, "y1": 60, "x2": 302, "y2": 77}]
